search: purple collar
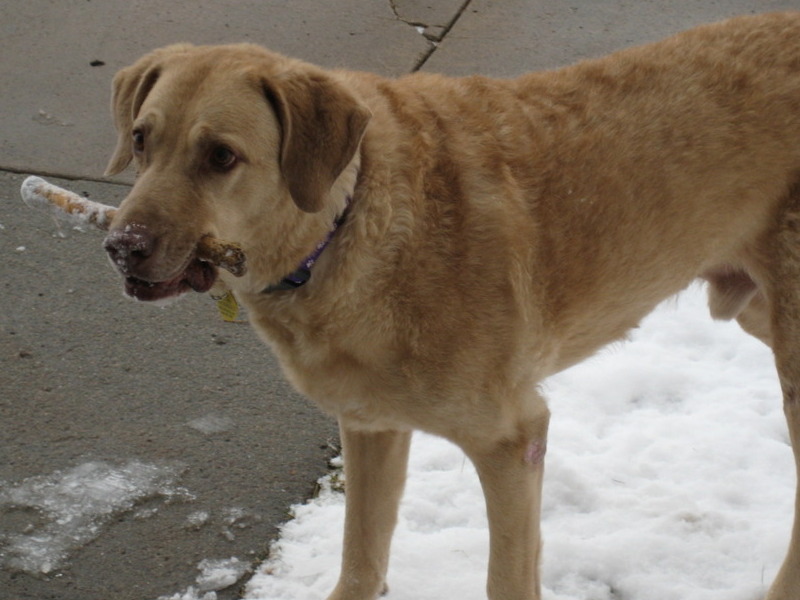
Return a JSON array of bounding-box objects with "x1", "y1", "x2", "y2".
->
[{"x1": 262, "y1": 202, "x2": 349, "y2": 293}]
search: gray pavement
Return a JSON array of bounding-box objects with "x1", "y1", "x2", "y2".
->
[{"x1": 1, "y1": 1, "x2": 798, "y2": 599}]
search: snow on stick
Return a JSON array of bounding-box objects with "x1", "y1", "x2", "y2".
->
[
  {"x1": 21, "y1": 175, "x2": 116, "y2": 230},
  {"x1": 194, "y1": 235, "x2": 247, "y2": 277},
  {"x1": 19, "y1": 176, "x2": 247, "y2": 276}
]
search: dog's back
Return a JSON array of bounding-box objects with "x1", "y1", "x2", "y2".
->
[{"x1": 338, "y1": 12, "x2": 800, "y2": 374}]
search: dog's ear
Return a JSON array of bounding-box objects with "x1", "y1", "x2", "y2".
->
[
  {"x1": 105, "y1": 44, "x2": 194, "y2": 176},
  {"x1": 263, "y1": 71, "x2": 371, "y2": 213}
]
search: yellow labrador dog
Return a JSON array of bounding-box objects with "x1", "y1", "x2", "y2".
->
[{"x1": 102, "y1": 12, "x2": 800, "y2": 600}]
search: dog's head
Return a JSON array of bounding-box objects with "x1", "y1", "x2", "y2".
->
[{"x1": 103, "y1": 43, "x2": 370, "y2": 302}]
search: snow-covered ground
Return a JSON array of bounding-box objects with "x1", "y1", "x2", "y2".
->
[
  {"x1": 0, "y1": 284, "x2": 794, "y2": 600},
  {"x1": 244, "y1": 284, "x2": 794, "y2": 600}
]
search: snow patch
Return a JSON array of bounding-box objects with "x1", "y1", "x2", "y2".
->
[
  {"x1": 185, "y1": 510, "x2": 212, "y2": 530},
  {"x1": 0, "y1": 460, "x2": 190, "y2": 575},
  {"x1": 187, "y1": 414, "x2": 235, "y2": 435},
  {"x1": 220, "y1": 506, "x2": 262, "y2": 542},
  {"x1": 157, "y1": 556, "x2": 249, "y2": 600},
  {"x1": 196, "y1": 557, "x2": 249, "y2": 591}
]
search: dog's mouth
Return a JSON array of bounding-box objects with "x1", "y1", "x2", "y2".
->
[{"x1": 123, "y1": 259, "x2": 217, "y2": 302}]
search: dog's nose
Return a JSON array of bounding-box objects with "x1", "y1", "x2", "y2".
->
[{"x1": 103, "y1": 225, "x2": 156, "y2": 275}]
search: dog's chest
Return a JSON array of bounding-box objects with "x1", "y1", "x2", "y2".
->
[{"x1": 244, "y1": 302, "x2": 411, "y2": 423}]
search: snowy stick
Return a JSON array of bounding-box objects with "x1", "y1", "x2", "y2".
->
[
  {"x1": 19, "y1": 176, "x2": 247, "y2": 276},
  {"x1": 21, "y1": 175, "x2": 116, "y2": 230}
]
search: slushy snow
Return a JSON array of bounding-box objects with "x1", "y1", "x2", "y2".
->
[
  {"x1": 0, "y1": 460, "x2": 251, "y2": 600},
  {"x1": 158, "y1": 557, "x2": 250, "y2": 600},
  {"x1": 0, "y1": 460, "x2": 189, "y2": 575},
  {"x1": 243, "y1": 284, "x2": 794, "y2": 600}
]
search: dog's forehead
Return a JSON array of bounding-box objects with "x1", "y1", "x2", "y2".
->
[
  {"x1": 127, "y1": 47, "x2": 287, "y2": 156},
  {"x1": 157, "y1": 49, "x2": 257, "y2": 90},
  {"x1": 139, "y1": 49, "x2": 274, "y2": 125},
  {"x1": 158, "y1": 44, "x2": 286, "y2": 83},
  {"x1": 130, "y1": 44, "x2": 298, "y2": 127}
]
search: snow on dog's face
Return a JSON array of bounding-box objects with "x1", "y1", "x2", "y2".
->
[{"x1": 103, "y1": 43, "x2": 369, "y2": 302}]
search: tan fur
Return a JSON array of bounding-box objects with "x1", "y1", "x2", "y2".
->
[{"x1": 104, "y1": 13, "x2": 800, "y2": 599}]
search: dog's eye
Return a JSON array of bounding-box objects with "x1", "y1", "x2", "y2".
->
[
  {"x1": 209, "y1": 145, "x2": 238, "y2": 171},
  {"x1": 132, "y1": 129, "x2": 145, "y2": 153}
]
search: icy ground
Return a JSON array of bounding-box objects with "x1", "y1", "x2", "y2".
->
[
  {"x1": 0, "y1": 458, "x2": 251, "y2": 600},
  {"x1": 0, "y1": 460, "x2": 190, "y2": 576},
  {"x1": 244, "y1": 284, "x2": 794, "y2": 600},
  {"x1": 0, "y1": 284, "x2": 794, "y2": 600}
]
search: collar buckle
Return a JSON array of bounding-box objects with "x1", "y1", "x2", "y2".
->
[
  {"x1": 263, "y1": 267, "x2": 311, "y2": 293},
  {"x1": 262, "y1": 199, "x2": 350, "y2": 294}
]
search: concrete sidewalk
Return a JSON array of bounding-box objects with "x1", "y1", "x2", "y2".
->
[{"x1": 1, "y1": 2, "x2": 797, "y2": 599}]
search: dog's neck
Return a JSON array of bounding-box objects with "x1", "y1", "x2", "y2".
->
[{"x1": 261, "y1": 198, "x2": 350, "y2": 293}]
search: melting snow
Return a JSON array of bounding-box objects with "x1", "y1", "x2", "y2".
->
[
  {"x1": 196, "y1": 557, "x2": 249, "y2": 592},
  {"x1": 185, "y1": 510, "x2": 212, "y2": 530},
  {"x1": 0, "y1": 460, "x2": 189, "y2": 575},
  {"x1": 187, "y1": 414, "x2": 235, "y2": 435},
  {"x1": 157, "y1": 557, "x2": 250, "y2": 600}
]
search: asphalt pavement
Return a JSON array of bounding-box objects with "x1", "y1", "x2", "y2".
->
[{"x1": 2, "y1": 1, "x2": 798, "y2": 599}]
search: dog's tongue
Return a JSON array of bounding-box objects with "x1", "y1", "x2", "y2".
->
[
  {"x1": 184, "y1": 259, "x2": 216, "y2": 293},
  {"x1": 125, "y1": 259, "x2": 216, "y2": 302}
]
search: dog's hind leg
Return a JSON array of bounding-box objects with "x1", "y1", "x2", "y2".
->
[
  {"x1": 328, "y1": 423, "x2": 411, "y2": 600},
  {"x1": 766, "y1": 198, "x2": 800, "y2": 600},
  {"x1": 464, "y1": 393, "x2": 550, "y2": 600}
]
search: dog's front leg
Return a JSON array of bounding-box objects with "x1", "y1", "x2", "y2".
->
[
  {"x1": 466, "y1": 404, "x2": 550, "y2": 600},
  {"x1": 766, "y1": 200, "x2": 800, "y2": 600},
  {"x1": 327, "y1": 422, "x2": 412, "y2": 600}
]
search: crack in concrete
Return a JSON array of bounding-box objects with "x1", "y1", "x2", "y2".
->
[
  {"x1": 389, "y1": 0, "x2": 473, "y2": 71},
  {"x1": 389, "y1": 2, "x2": 424, "y2": 30}
]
